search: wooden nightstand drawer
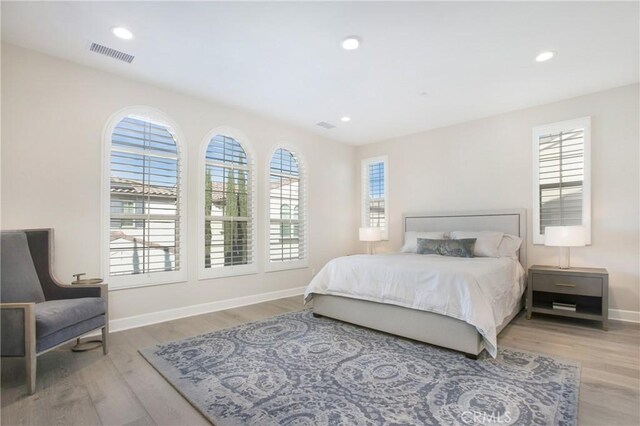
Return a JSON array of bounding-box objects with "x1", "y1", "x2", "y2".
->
[{"x1": 532, "y1": 273, "x2": 602, "y2": 297}]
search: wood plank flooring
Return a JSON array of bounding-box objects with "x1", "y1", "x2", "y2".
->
[{"x1": 2, "y1": 296, "x2": 639, "y2": 425}]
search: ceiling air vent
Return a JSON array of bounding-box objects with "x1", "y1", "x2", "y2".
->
[
  {"x1": 89, "y1": 42, "x2": 135, "y2": 64},
  {"x1": 316, "y1": 121, "x2": 336, "y2": 130}
]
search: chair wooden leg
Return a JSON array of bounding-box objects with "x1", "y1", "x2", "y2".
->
[
  {"x1": 24, "y1": 304, "x2": 37, "y2": 395},
  {"x1": 100, "y1": 285, "x2": 109, "y2": 356},
  {"x1": 101, "y1": 326, "x2": 109, "y2": 355},
  {"x1": 26, "y1": 351, "x2": 36, "y2": 395}
]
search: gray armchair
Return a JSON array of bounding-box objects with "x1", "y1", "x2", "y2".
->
[{"x1": 1, "y1": 229, "x2": 108, "y2": 395}]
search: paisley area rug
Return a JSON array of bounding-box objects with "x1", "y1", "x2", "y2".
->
[{"x1": 139, "y1": 310, "x2": 579, "y2": 426}]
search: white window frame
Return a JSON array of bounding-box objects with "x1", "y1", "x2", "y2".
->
[
  {"x1": 361, "y1": 155, "x2": 389, "y2": 240},
  {"x1": 198, "y1": 127, "x2": 258, "y2": 279},
  {"x1": 101, "y1": 106, "x2": 187, "y2": 290},
  {"x1": 532, "y1": 116, "x2": 591, "y2": 245},
  {"x1": 265, "y1": 144, "x2": 309, "y2": 272}
]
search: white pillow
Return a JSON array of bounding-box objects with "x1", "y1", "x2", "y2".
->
[
  {"x1": 497, "y1": 234, "x2": 523, "y2": 259},
  {"x1": 449, "y1": 231, "x2": 504, "y2": 257},
  {"x1": 401, "y1": 231, "x2": 446, "y2": 253}
]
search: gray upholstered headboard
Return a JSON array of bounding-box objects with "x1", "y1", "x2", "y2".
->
[{"x1": 403, "y1": 209, "x2": 527, "y2": 270}]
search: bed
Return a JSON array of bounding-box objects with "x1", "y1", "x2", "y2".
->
[{"x1": 305, "y1": 209, "x2": 527, "y2": 359}]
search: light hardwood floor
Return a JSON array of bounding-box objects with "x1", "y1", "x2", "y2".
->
[{"x1": 2, "y1": 296, "x2": 639, "y2": 426}]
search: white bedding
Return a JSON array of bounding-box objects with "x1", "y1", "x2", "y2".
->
[{"x1": 304, "y1": 253, "x2": 526, "y2": 357}]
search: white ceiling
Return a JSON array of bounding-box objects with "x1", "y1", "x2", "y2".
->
[{"x1": 2, "y1": 2, "x2": 638, "y2": 145}]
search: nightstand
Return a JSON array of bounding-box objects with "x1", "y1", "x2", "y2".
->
[{"x1": 527, "y1": 265, "x2": 609, "y2": 330}]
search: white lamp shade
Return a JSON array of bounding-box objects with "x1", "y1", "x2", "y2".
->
[
  {"x1": 544, "y1": 226, "x2": 586, "y2": 247},
  {"x1": 359, "y1": 227, "x2": 382, "y2": 242}
]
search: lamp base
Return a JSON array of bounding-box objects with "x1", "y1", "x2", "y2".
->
[
  {"x1": 558, "y1": 247, "x2": 571, "y2": 269},
  {"x1": 366, "y1": 242, "x2": 378, "y2": 255}
]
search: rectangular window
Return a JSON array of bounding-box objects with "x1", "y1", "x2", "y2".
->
[
  {"x1": 532, "y1": 117, "x2": 591, "y2": 244},
  {"x1": 120, "y1": 200, "x2": 136, "y2": 228},
  {"x1": 362, "y1": 156, "x2": 389, "y2": 240},
  {"x1": 205, "y1": 167, "x2": 252, "y2": 268}
]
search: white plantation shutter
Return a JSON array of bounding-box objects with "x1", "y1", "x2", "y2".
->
[
  {"x1": 269, "y1": 148, "x2": 306, "y2": 265},
  {"x1": 204, "y1": 135, "x2": 255, "y2": 271},
  {"x1": 533, "y1": 117, "x2": 591, "y2": 244},
  {"x1": 109, "y1": 115, "x2": 182, "y2": 278},
  {"x1": 362, "y1": 156, "x2": 388, "y2": 239},
  {"x1": 539, "y1": 129, "x2": 584, "y2": 229}
]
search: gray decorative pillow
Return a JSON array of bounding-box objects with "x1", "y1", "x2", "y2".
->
[{"x1": 416, "y1": 238, "x2": 476, "y2": 258}]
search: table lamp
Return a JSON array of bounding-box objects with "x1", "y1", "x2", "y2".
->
[
  {"x1": 359, "y1": 227, "x2": 382, "y2": 255},
  {"x1": 544, "y1": 225, "x2": 585, "y2": 269}
]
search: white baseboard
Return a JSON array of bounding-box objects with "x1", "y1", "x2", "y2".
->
[
  {"x1": 108, "y1": 286, "x2": 307, "y2": 334},
  {"x1": 96, "y1": 289, "x2": 638, "y2": 336},
  {"x1": 609, "y1": 308, "x2": 640, "y2": 323}
]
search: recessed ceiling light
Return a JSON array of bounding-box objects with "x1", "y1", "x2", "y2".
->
[
  {"x1": 341, "y1": 116, "x2": 351, "y2": 122},
  {"x1": 535, "y1": 51, "x2": 555, "y2": 62},
  {"x1": 341, "y1": 37, "x2": 360, "y2": 50},
  {"x1": 111, "y1": 27, "x2": 133, "y2": 40}
]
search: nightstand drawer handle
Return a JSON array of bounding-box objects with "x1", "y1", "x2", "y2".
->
[{"x1": 555, "y1": 283, "x2": 576, "y2": 288}]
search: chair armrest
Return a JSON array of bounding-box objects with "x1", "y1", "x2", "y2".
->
[
  {"x1": 52, "y1": 284, "x2": 109, "y2": 323},
  {"x1": 46, "y1": 282, "x2": 107, "y2": 300},
  {"x1": 56, "y1": 282, "x2": 107, "y2": 296},
  {"x1": 1, "y1": 303, "x2": 35, "y2": 357},
  {"x1": 1, "y1": 302, "x2": 36, "y2": 309}
]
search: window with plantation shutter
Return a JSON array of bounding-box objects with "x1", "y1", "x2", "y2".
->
[
  {"x1": 202, "y1": 134, "x2": 256, "y2": 278},
  {"x1": 362, "y1": 156, "x2": 389, "y2": 240},
  {"x1": 105, "y1": 111, "x2": 185, "y2": 288},
  {"x1": 267, "y1": 147, "x2": 308, "y2": 270},
  {"x1": 533, "y1": 117, "x2": 591, "y2": 244}
]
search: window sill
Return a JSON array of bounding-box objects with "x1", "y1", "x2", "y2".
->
[
  {"x1": 198, "y1": 264, "x2": 258, "y2": 280},
  {"x1": 107, "y1": 273, "x2": 187, "y2": 291},
  {"x1": 265, "y1": 260, "x2": 309, "y2": 273}
]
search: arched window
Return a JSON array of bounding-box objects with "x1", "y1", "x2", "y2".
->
[
  {"x1": 202, "y1": 134, "x2": 256, "y2": 277},
  {"x1": 268, "y1": 147, "x2": 307, "y2": 270},
  {"x1": 105, "y1": 110, "x2": 185, "y2": 288}
]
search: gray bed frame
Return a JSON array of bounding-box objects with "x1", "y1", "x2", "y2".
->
[{"x1": 311, "y1": 209, "x2": 527, "y2": 359}]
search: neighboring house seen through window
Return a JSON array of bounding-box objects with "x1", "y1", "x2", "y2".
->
[{"x1": 280, "y1": 204, "x2": 292, "y2": 238}]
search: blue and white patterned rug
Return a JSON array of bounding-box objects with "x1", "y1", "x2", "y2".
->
[{"x1": 139, "y1": 310, "x2": 579, "y2": 426}]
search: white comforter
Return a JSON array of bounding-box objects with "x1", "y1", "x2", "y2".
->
[{"x1": 304, "y1": 253, "x2": 526, "y2": 357}]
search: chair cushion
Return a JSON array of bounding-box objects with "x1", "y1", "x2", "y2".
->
[
  {"x1": 37, "y1": 315, "x2": 105, "y2": 353},
  {"x1": 35, "y1": 298, "x2": 105, "y2": 338},
  {"x1": 1, "y1": 232, "x2": 45, "y2": 303}
]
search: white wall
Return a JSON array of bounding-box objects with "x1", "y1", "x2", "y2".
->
[
  {"x1": 1, "y1": 44, "x2": 359, "y2": 322},
  {"x1": 3, "y1": 43, "x2": 638, "y2": 322},
  {"x1": 356, "y1": 84, "x2": 640, "y2": 315}
]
